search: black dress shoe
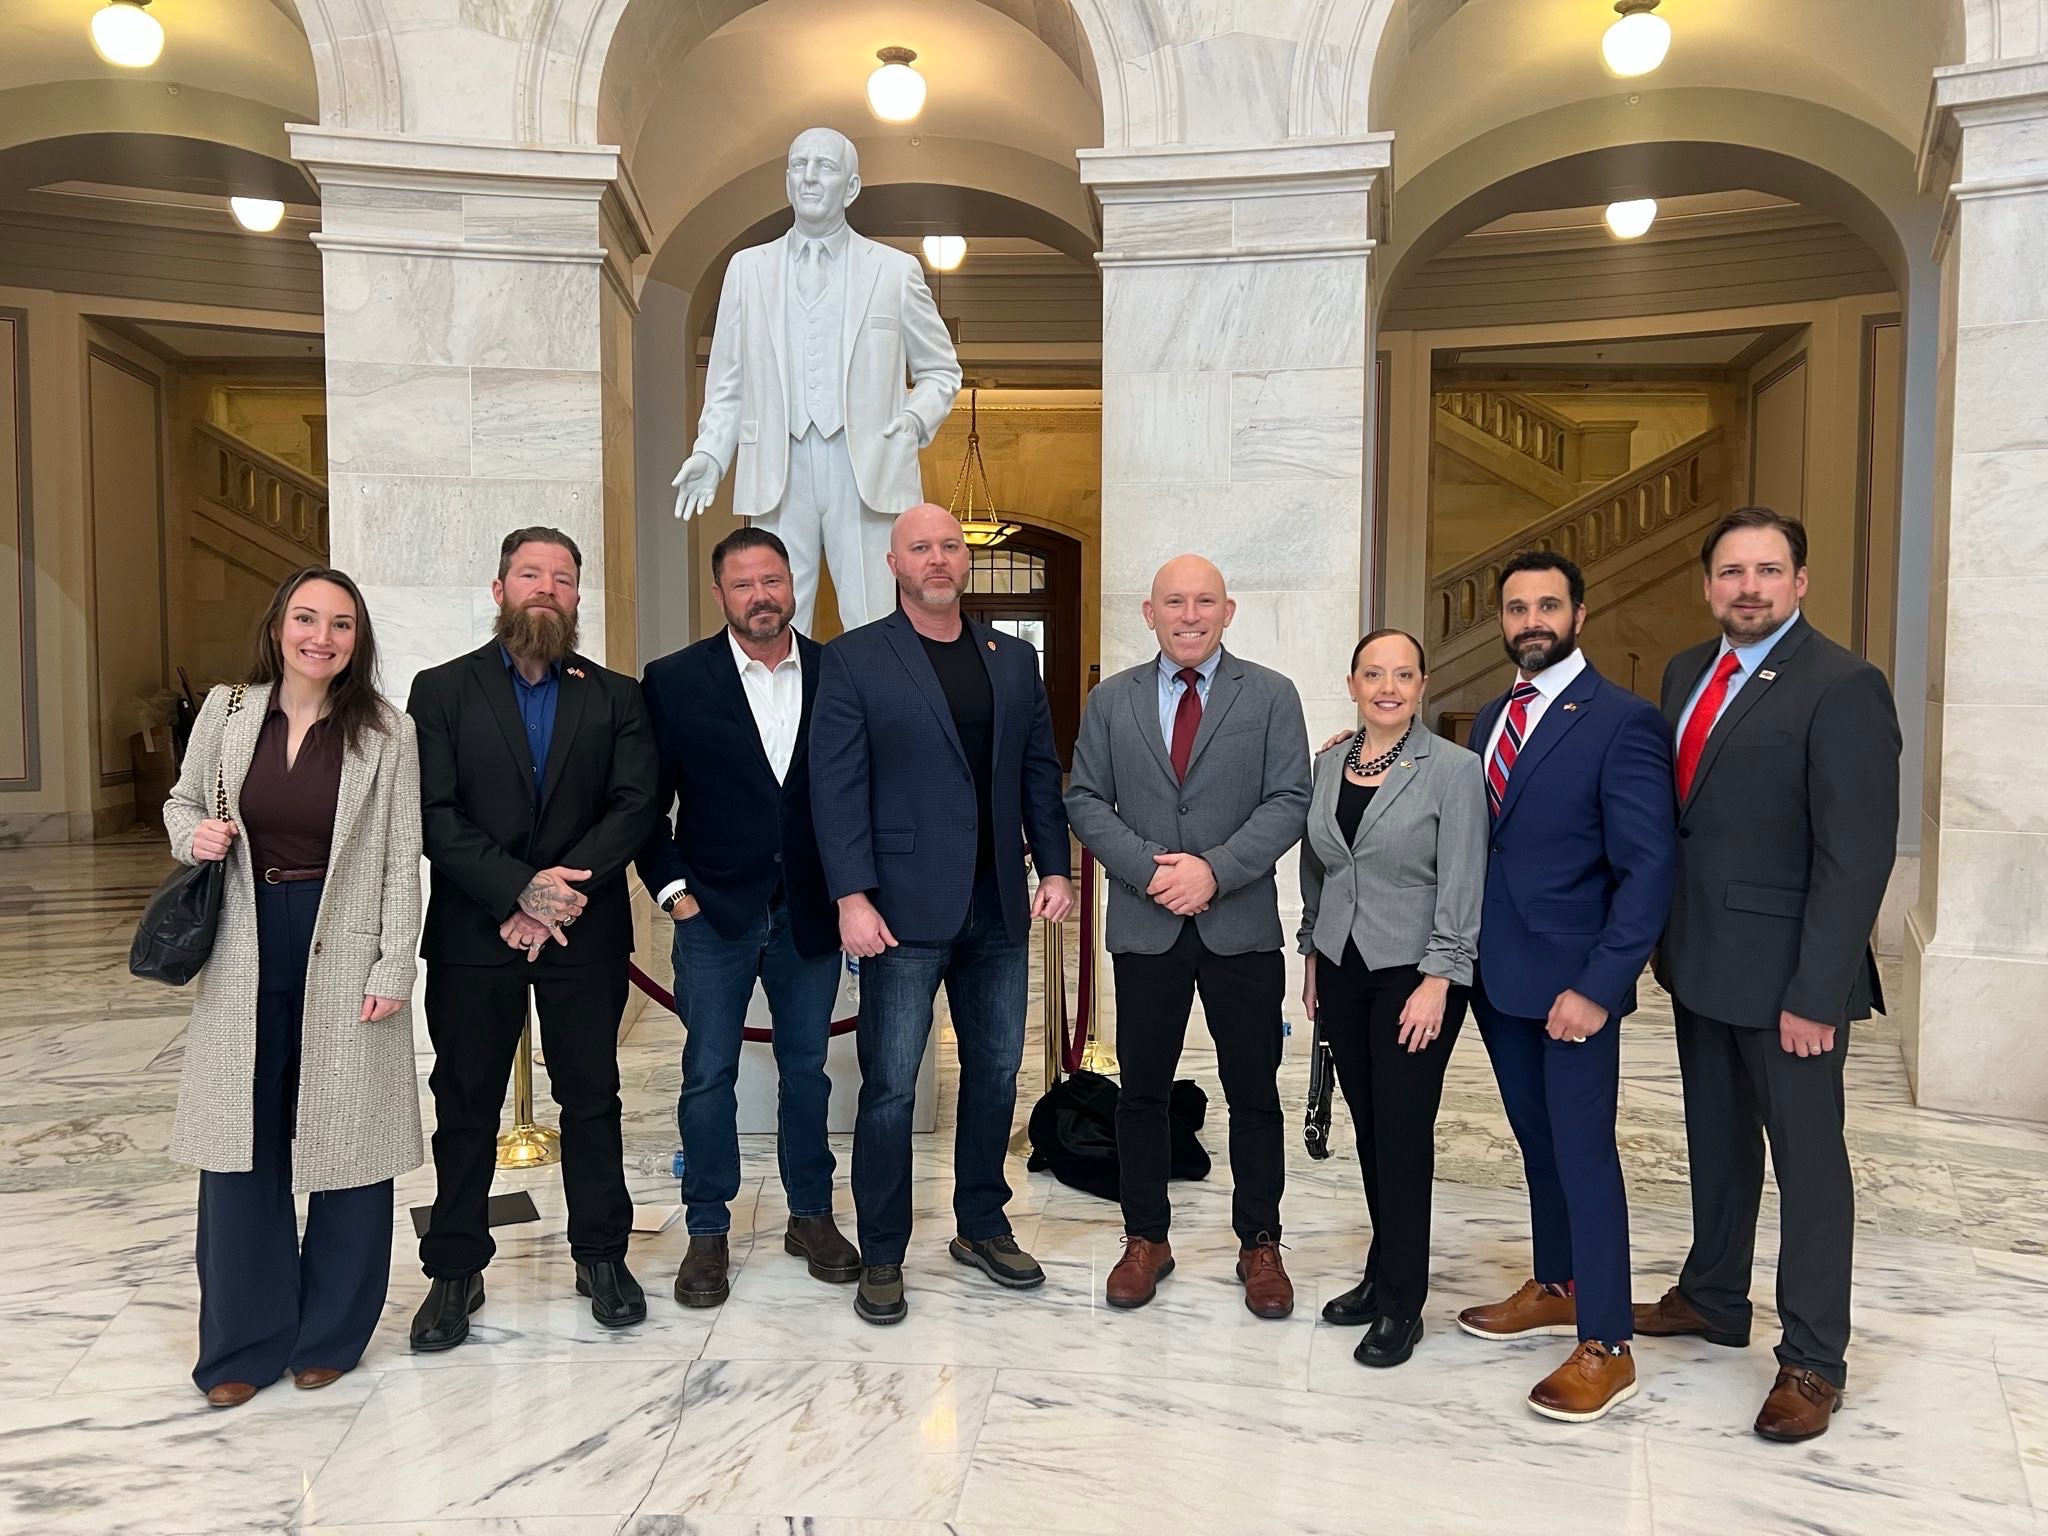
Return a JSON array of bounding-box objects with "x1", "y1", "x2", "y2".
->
[
  {"x1": 785, "y1": 1215, "x2": 862, "y2": 1284},
  {"x1": 410, "y1": 1273, "x2": 485, "y2": 1353},
  {"x1": 1354, "y1": 1314, "x2": 1422, "y2": 1368},
  {"x1": 674, "y1": 1235, "x2": 731, "y2": 1308},
  {"x1": 1322, "y1": 1276, "x2": 1377, "y2": 1326},
  {"x1": 576, "y1": 1259, "x2": 647, "y2": 1328}
]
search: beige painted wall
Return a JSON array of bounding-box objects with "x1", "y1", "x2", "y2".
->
[
  {"x1": 207, "y1": 385, "x2": 326, "y2": 477},
  {"x1": 0, "y1": 313, "x2": 30, "y2": 790}
]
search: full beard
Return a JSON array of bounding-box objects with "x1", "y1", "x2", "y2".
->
[
  {"x1": 495, "y1": 599, "x2": 579, "y2": 667},
  {"x1": 1502, "y1": 626, "x2": 1579, "y2": 675}
]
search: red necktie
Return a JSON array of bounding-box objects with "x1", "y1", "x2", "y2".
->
[
  {"x1": 1485, "y1": 680, "x2": 1541, "y2": 819},
  {"x1": 1169, "y1": 667, "x2": 1202, "y2": 782},
  {"x1": 1676, "y1": 651, "x2": 1742, "y2": 800}
]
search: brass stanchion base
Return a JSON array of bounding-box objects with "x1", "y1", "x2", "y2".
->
[
  {"x1": 1078, "y1": 1040, "x2": 1119, "y2": 1076},
  {"x1": 496, "y1": 1123, "x2": 561, "y2": 1169}
]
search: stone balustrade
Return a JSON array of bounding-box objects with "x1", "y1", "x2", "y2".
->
[{"x1": 197, "y1": 421, "x2": 329, "y2": 560}]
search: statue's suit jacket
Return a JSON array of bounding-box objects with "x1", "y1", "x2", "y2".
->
[{"x1": 689, "y1": 226, "x2": 962, "y2": 519}]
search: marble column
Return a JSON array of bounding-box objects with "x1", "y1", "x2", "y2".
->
[
  {"x1": 288, "y1": 128, "x2": 649, "y2": 700},
  {"x1": 1080, "y1": 137, "x2": 1390, "y2": 749},
  {"x1": 1903, "y1": 60, "x2": 2048, "y2": 1120}
]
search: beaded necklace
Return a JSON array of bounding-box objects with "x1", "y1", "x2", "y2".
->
[{"x1": 1345, "y1": 720, "x2": 1413, "y2": 780}]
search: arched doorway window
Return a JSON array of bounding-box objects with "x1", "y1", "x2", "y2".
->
[{"x1": 961, "y1": 524, "x2": 1082, "y2": 768}]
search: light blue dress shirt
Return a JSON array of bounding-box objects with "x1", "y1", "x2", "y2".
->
[
  {"x1": 1675, "y1": 609, "x2": 1802, "y2": 742},
  {"x1": 1157, "y1": 647, "x2": 1222, "y2": 751}
]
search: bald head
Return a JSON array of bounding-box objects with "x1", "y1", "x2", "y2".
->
[
  {"x1": 1144, "y1": 553, "x2": 1234, "y2": 669},
  {"x1": 786, "y1": 127, "x2": 860, "y2": 237},
  {"x1": 888, "y1": 503, "x2": 970, "y2": 614}
]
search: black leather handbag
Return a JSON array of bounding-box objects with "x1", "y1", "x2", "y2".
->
[
  {"x1": 129, "y1": 685, "x2": 244, "y2": 986},
  {"x1": 1304, "y1": 1016, "x2": 1335, "y2": 1160}
]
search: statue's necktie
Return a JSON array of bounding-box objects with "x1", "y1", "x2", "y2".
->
[{"x1": 797, "y1": 241, "x2": 827, "y2": 307}]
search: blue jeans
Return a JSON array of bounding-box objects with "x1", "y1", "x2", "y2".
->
[
  {"x1": 852, "y1": 876, "x2": 1026, "y2": 1266},
  {"x1": 671, "y1": 895, "x2": 843, "y2": 1236}
]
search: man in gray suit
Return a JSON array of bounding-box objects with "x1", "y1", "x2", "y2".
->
[
  {"x1": 1065, "y1": 555, "x2": 1311, "y2": 1317},
  {"x1": 1633, "y1": 507, "x2": 1900, "y2": 1443}
]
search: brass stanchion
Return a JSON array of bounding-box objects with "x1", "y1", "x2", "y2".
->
[
  {"x1": 1078, "y1": 864, "x2": 1118, "y2": 1075},
  {"x1": 495, "y1": 1013, "x2": 561, "y2": 1169},
  {"x1": 1010, "y1": 915, "x2": 1069, "y2": 1155}
]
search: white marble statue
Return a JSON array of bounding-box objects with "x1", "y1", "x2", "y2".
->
[{"x1": 672, "y1": 127, "x2": 963, "y2": 634}]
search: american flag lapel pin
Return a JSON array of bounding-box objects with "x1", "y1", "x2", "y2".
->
[
  {"x1": 1563, "y1": 702, "x2": 1578, "y2": 711},
  {"x1": 566, "y1": 666, "x2": 586, "y2": 679},
  {"x1": 986, "y1": 640, "x2": 996, "y2": 651},
  {"x1": 1759, "y1": 669, "x2": 1778, "y2": 681}
]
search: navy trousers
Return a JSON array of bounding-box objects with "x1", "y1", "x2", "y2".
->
[
  {"x1": 1472, "y1": 974, "x2": 1633, "y2": 1343},
  {"x1": 193, "y1": 878, "x2": 393, "y2": 1392}
]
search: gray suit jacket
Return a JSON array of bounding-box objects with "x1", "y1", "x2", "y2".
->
[
  {"x1": 1065, "y1": 648, "x2": 1310, "y2": 956},
  {"x1": 1296, "y1": 723, "x2": 1488, "y2": 985}
]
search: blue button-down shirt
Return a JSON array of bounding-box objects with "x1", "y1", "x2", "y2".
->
[
  {"x1": 1676, "y1": 609, "x2": 1801, "y2": 742},
  {"x1": 1157, "y1": 647, "x2": 1222, "y2": 751},
  {"x1": 501, "y1": 646, "x2": 561, "y2": 806}
]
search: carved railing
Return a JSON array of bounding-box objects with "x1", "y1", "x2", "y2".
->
[
  {"x1": 196, "y1": 421, "x2": 328, "y2": 559},
  {"x1": 1435, "y1": 388, "x2": 1584, "y2": 477},
  {"x1": 1429, "y1": 428, "x2": 1723, "y2": 646}
]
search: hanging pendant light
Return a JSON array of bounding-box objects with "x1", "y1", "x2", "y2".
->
[
  {"x1": 1601, "y1": 0, "x2": 1671, "y2": 77},
  {"x1": 230, "y1": 198, "x2": 286, "y2": 233},
  {"x1": 946, "y1": 390, "x2": 1020, "y2": 549},
  {"x1": 90, "y1": 0, "x2": 165, "y2": 68},
  {"x1": 921, "y1": 234, "x2": 966, "y2": 271},
  {"x1": 866, "y1": 47, "x2": 927, "y2": 123},
  {"x1": 1604, "y1": 198, "x2": 1658, "y2": 239}
]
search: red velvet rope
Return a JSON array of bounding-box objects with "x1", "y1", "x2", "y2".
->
[{"x1": 627, "y1": 853, "x2": 1099, "y2": 1054}]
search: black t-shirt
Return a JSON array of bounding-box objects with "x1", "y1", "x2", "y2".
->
[
  {"x1": 1335, "y1": 775, "x2": 1378, "y2": 846},
  {"x1": 919, "y1": 629, "x2": 997, "y2": 875}
]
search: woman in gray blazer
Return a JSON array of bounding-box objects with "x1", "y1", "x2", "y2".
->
[
  {"x1": 1299, "y1": 629, "x2": 1486, "y2": 1368},
  {"x1": 164, "y1": 568, "x2": 423, "y2": 1408}
]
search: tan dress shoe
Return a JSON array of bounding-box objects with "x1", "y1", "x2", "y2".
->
[
  {"x1": 205, "y1": 1382, "x2": 258, "y2": 1409},
  {"x1": 1632, "y1": 1284, "x2": 1749, "y2": 1347},
  {"x1": 1457, "y1": 1278, "x2": 1577, "y2": 1340},
  {"x1": 1106, "y1": 1237, "x2": 1175, "y2": 1309},
  {"x1": 1755, "y1": 1367, "x2": 1842, "y2": 1441},
  {"x1": 1528, "y1": 1341, "x2": 1638, "y2": 1423},
  {"x1": 293, "y1": 1367, "x2": 344, "y2": 1391},
  {"x1": 1236, "y1": 1239, "x2": 1294, "y2": 1320}
]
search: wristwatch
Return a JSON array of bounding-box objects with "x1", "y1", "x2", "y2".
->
[{"x1": 660, "y1": 887, "x2": 687, "y2": 914}]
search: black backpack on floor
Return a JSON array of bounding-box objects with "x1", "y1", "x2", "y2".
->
[{"x1": 1026, "y1": 1069, "x2": 1211, "y2": 1202}]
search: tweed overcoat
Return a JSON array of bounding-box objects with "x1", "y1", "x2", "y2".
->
[{"x1": 162, "y1": 682, "x2": 425, "y2": 1192}]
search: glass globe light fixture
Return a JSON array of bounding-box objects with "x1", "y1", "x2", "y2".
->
[
  {"x1": 921, "y1": 235, "x2": 966, "y2": 271},
  {"x1": 230, "y1": 198, "x2": 286, "y2": 233},
  {"x1": 90, "y1": 0, "x2": 165, "y2": 69},
  {"x1": 1604, "y1": 198, "x2": 1658, "y2": 239},
  {"x1": 1601, "y1": 0, "x2": 1671, "y2": 77},
  {"x1": 866, "y1": 47, "x2": 926, "y2": 123}
]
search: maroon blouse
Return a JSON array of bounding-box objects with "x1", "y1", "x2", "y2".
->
[{"x1": 238, "y1": 701, "x2": 344, "y2": 874}]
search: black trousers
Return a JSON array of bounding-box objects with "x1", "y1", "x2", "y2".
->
[
  {"x1": 1673, "y1": 998, "x2": 1855, "y2": 1386},
  {"x1": 194, "y1": 878, "x2": 392, "y2": 1391},
  {"x1": 1317, "y1": 947, "x2": 1467, "y2": 1322},
  {"x1": 1112, "y1": 920, "x2": 1286, "y2": 1247},
  {"x1": 419, "y1": 959, "x2": 633, "y2": 1278}
]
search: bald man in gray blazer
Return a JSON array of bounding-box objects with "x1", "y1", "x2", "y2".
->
[{"x1": 1065, "y1": 555, "x2": 1310, "y2": 1319}]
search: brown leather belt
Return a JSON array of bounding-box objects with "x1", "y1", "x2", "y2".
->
[{"x1": 263, "y1": 866, "x2": 327, "y2": 884}]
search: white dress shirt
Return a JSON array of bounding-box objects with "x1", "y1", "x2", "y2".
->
[
  {"x1": 1482, "y1": 647, "x2": 1589, "y2": 768},
  {"x1": 655, "y1": 632, "x2": 803, "y2": 910}
]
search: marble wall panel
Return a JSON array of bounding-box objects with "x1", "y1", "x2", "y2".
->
[
  {"x1": 1951, "y1": 319, "x2": 2048, "y2": 454},
  {"x1": 1937, "y1": 703, "x2": 2048, "y2": 833},
  {"x1": 330, "y1": 473, "x2": 604, "y2": 587},
  {"x1": 1175, "y1": 33, "x2": 1296, "y2": 147},
  {"x1": 1101, "y1": 372, "x2": 1229, "y2": 482},
  {"x1": 395, "y1": 26, "x2": 521, "y2": 141},
  {"x1": 1226, "y1": 258, "x2": 1366, "y2": 371},
  {"x1": 321, "y1": 250, "x2": 457, "y2": 367},
  {"x1": 1920, "y1": 826, "x2": 2048, "y2": 956},
  {"x1": 1101, "y1": 264, "x2": 1253, "y2": 374},
  {"x1": 1942, "y1": 576, "x2": 2043, "y2": 705},
  {"x1": 1229, "y1": 367, "x2": 1364, "y2": 479},
  {"x1": 449, "y1": 260, "x2": 601, "y2": 371},
  {"x1": 1956, "y1": 194, "x2": 2048, "y2": 327},
  {"x1": 319, "y1": 184, "x2": 465, "y2": 243},
  {"x1": 1910, "y1": 947, "x2": 2048, "y2": 1119},
  {"x1": 1959, "y1": 115, "x2": 2048, "y2": 184},
  {"x1": 360, "y1": 582, "x2": 484, "y2": 706},
  {"x1": 1231, "y1": 190, "x2": 1372, "y2": 252},
  {"x1": 1099, "y1": 481, "x2": 1365, "y2": 596},
  {"x1": 1102, "y1": 199, "x2": 1235, "y2": 252},
  {"x1": 462, "y1": 194, "x2": 598, "y2": 248},
  {"x1": 471, "y1": 367, "x2": 604, "y2": 480},
  {"x1": 324, "y1": 361, "x2": 470, "y2": 478},
  {"x1": 1947, "y1": 446, "x2": 2048, "y2": 576}
]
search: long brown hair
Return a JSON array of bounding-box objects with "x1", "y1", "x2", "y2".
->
[{"x1": 246, "y1": 567, "x2": 389, "y2": 752}]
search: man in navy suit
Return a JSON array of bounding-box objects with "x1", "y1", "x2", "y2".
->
[
  {"x1": 1454, "y1": 551, "x2": 1677, "y2": 1423},
  {"x1": 636, "y1": 527, "x2": 860, "y2": 1312},
  {"x1": 810, "y1": 503, "x2": 1073, "y2": 1325}
]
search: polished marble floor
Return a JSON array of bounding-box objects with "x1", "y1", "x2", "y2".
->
[{"x1": 4, "y1": 836, "x2": 2048, "y2": 1534}]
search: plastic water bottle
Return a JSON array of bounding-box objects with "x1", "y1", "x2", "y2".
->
[{"x1": 670, "y1": 1149, "x2": 686, "y2": 1180}]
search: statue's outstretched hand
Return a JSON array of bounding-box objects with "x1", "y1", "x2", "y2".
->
[
  {"x1": 672, "y1": 452, "x2": 721, "y2": 520},
  {"x1": 880, "y1": 411, "x2": 921, "y2": 440}
]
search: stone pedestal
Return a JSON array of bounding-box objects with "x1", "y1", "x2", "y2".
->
[
  {"x1": 1903, "y1": 61, "x2": 2048, "y2": 1120},
  {"x1": 1080, "y1": 137, "x2": 1390, "y2": 748}
]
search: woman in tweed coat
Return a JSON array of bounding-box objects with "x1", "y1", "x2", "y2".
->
[{"x1": 163, "y1": 567, "x2": 423, "y2": 1408}]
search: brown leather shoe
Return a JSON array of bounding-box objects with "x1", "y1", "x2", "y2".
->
[
  {"x1": 1106, "y1": 1236, "x2": 1175, "y2": 1309},
  {"x1": 673, "y1": 1234, "x2": 731, "y2": 1308},
  {"x1": 1755, "y1": 1366, "x2": 1843, "y2": 1442},
  {"x1": 1235, "y1": 1239, "x2": 1294, "y2": 1319},
  {"x1": 1632, "y1": 1284, "x2": 1749, "y2": 1347},
  {"x1": 785, "y1": 1214, "x2": 862, "y2": 1283},
  {"x1": 1457, "y1": 1279, "x2": 1577, "y2": 1340},
  {"x1": 1527, "y1": 1341, "x2": 1638, "y2": 1423},
  {"x1": 292, "y1": 1367, "x2": 344, "y2": 1391},
  {"x1": 205, "y1": 1382, "x2": 258, "y2": 1409}
]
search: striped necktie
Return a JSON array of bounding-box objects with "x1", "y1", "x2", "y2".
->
[{"x1": 1485, "y1": 681, "x2": 1542, "y2": 818}]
